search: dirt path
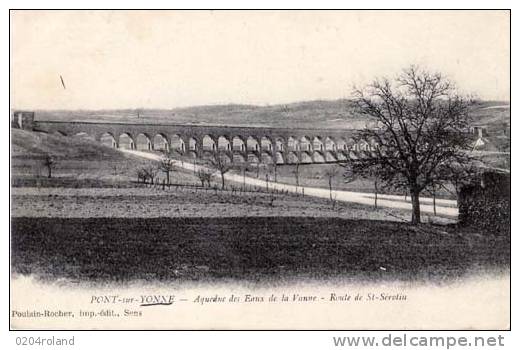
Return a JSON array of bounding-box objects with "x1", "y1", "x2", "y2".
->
[{"x1": 123, "y1": 150, "x2": 459, "y2": 218}]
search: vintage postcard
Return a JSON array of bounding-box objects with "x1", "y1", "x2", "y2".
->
[{"x1": 9, "y1": 10, "x2": 510, "y2": 330}]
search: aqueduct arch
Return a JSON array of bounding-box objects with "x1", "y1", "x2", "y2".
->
[
  {"x1": 233, "y1": 153, "x2": 246, "y2": 163},
  {"x1": 247, "y1": 153, "x2": 260, "y2": 164},
  {"x1": 100, "y1": 132, "x2": 117, "y2": 148},
  {"x1": 288, "y1": 137, "x2": 299, "y2": 151},
  {"x1": 188, "y1": 137, "x2": 198, "y2": 151},
  {"x1": 325, "y1": 137, "x2": 336, "y2": 151},
  {"x1": 118, "y1": 133, "x2": 135, "y2": 149},
  {"x1": 336, "y1": 138, "x2": 347, "y2": 151},
  {"x1": 261, "y1": 152, "x2": 274, "y2": 164},
  {"x1": 300, "y1": 151, "x2": 312, "y2": 163},
  {"x1": 313, "y1": 137, "x2": 324, "y2": 152},
  {"x1": 300, "y1": 136, "x2": 312, "y2": 152},
  {"x1": 275, "y1": 151, "x2": 285, "y2": 164},
  {"x1": 275, "y1": 138, "x2": 285, "y2": 152},
  {"x1": 171, "y1": 134, "x2": 186, "y2": 153},
  {"x1": 153, "y1": 133, "x2": 169, "y2": 152},
  {"x1": 32, "y1": 120, "x2": 362, "y2": 165},
  {"x1": 287, "y1": 151, "x2": 299, "y2": 164},
  {"x1": 325, "y1": 151, "x2": 337, "y2": 162},
  {"x1": 218, "y1": 136, "x2": 231, "y2": 151},
  {"x1": 232, "y1": 136, "x2": 246, "y2": 152},
  {"x1": 202, "y1": 135, "x2": 216, "y2": 151},
  {"x1": 312, "y1": 151, "x2": 326, "y2": 163},
  {"x1": 261, "y1": 136, "x2": 273, "y2": 152},
  {"x1": 136, "y1": 133, "x2": 152, "y2": 151},
  {"x1": 247, "y1": 136, "x2": 260, "y2": 152}
]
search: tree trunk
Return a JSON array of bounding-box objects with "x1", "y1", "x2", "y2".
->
[
  {"x1": 47, "y1": 167, "x2": 52, "y2": 179},
  {"x1": 166, "y1": 171, "x2": 170, "y2": 185},
  {"x1": 374, "y1": 179, "x2": 378, "y2": 209},
  {"x1": 221, "y1": 173, "x2": 225, "y2": 189},
  {"x1": 410, "y1": 189, "x2": 421, "y2": 224},
  {"x1": 295, "y1": 164, "x2": 300, "y2": 187},
  {"x1": 432, "y1": 188, "x2": 437, "y2": 216}
]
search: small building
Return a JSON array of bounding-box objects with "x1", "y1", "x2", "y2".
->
[
  {"x1": 11, "y1": 111, "x2": 35, "y2": 130},
  {"x1": 471, "y1": 125, "x2": 487, "y2": 138}
]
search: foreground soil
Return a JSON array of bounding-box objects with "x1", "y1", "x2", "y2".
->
[
  {"x1": 11, "y1": 217, "x2": 509, "y2": 283},
  {"x1": 11, "y1": 186, "x2": 456, "y2": 224}
]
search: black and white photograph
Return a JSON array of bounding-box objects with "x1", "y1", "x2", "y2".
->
[{"x1": 9, "y1": 9, "x2": 510, "y2": 330}]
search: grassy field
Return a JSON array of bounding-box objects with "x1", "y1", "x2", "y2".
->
[{"x1": 11, "y1": 216, "x2": 510, "y2": 284}]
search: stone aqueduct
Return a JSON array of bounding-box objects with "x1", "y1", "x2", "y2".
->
[{"x1": 34, "y1": 120, "x2": 374, "y2": 165}]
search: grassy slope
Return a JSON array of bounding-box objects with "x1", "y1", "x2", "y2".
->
[
  {"x1": 10, "y1": 129, "x2": 200, "y2": 187},
  {"x1": 11, "y1": 128, "x2": 126, "y2": 161}
]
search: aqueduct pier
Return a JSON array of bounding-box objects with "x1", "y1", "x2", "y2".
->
[{"x1": 33, "y1": 120, "x2": 373, "y2": 165}]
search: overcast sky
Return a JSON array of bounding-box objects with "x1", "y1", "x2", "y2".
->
[{"x1": 10, "y1": 10, "x2": 510, "y2": 110}]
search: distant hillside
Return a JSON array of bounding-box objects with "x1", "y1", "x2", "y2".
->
[
  {"x1": 32, "y1": 99, "x2": 365, "y2": 130},
  {"x1": 469, "y1": 102, "x2": 510, "y2": 129},
  {"x1": 31, "y1": 99, "x2": 509, "y2": 131}
]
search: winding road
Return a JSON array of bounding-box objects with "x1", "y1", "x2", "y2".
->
[{"x1": 123, "y1": 150, "x2": 459, "y2": 218}]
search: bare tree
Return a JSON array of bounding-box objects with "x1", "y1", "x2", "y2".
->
[
  {"x1": 210, "y1": 151, "x2": 231, "y2": 189},
  {"x1": 158, "y1": 151, "x2": 176, "y2": 185},
  {"x1": 292, "y1": 157, "x2": 301, "y2": 190},
  {"x1": 342, "y1": 159, "x2": 386, "y2": 209},
  {"x1": 270, "y1": 159, "x2": 278, "y2": 182},
  {"x1": 196, "y1": 169, "x2": 205, "y2": 187},
  {"x1": 196, "y1": 168, "x2": 214, "y2": 187},
  {"x1": 350, "y1": 65, "x2": 474, "y2": 224},
  {"x1": 43, "y1": 154, "x2": 56, "y2": 178},
  {"x1": 427, "y1": 183, "x2": 438, "y2": 216},
  {"x1": 142, "y1": 165, "x2": 158, "y2": 185},
  {"x1": 136, "y1": 168, "x2": 147, "y2": 184},
  {"x1": 324, "y1": 165, "x2": 340, "y2": 202},
  {"x1": 241, "y1": 161, "x2": 249, "y2": 189}
]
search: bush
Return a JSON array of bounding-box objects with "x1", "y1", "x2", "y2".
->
[{"x1": 458, "y1": 172, "x2": 510, "y2": 235}]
